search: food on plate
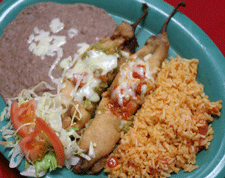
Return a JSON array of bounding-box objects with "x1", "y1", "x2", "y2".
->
[
  {"x1": 0, "y1": 1, "x2": 223, "y2": 178},
  {"x1": 72, "y1": 2, "x2": 186, "y2": 174},
  {"x1": 0, "y1": 2, "x2": 149, "y2": 177},
  {"x1": 60, "y1": 3, "x2": 149, "y2": 130},
  {"x1": 105, "y1": 56, "x2": 222, "y2": 177},
  {"x1": 0, "y1": 86, "x2": 80, "y2": 177},
  {"x1": 0, "y1": 2, "x2": 117, "y2": 102}
]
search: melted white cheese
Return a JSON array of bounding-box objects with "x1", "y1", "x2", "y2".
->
[
  {"x1": 73, "y1": 77, "x2": 101, "y2": 103},
  {"x1": 68, "y1": 28, "x2": 78, "y2": 39},
  {"x1": 28, "y1": 27, "x2": 66, "y2": 59},
  {"x1": 86, "y1": 50, "x2": 118, "y2": 75},
  {"x1": 95, "y1": 37, "x2": 100, "y2": 41},
  {"x1": 34, "y1": 26, "x2": 40, "y2": 34},
  {"x1": 59, "y1": 56, "x2": 73, "y2": 71},
  {"x1": 49, "y1": 18, "x2": 65, "y2": 33},
  {"x1": 77, "y1": 43, "x2": 90, "y2": 56},
  {"x1": 67, "y1": 49, "x2": 119, "y2": 104},
  {"x1": 121, "y1": 51, "x2": 130, "y2": 59},
  {"x1": 111, "y1": 57, "x2": 156, "y2": 106},
  {"x1": 48, "y1": 48, "x2": 63, "y2": 84}
]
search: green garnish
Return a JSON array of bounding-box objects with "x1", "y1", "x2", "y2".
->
[
  {"x1": 114, "y1": 124, "x2": 121, "y2": 132},
  {"x1": 35, "y1": 152, "x2": 58, "y2": 177},
  {"x1": 81, "y1": 43, "x2": 119, "y2": 61},
  {"x1": 94, "y1": 81, "x2": 108, "y2": 94},
  {"x1": 121, "y1": 121, "x2": 133, "y2": 133},
  {"x1": 84, "y1": 98, "x2": 94, "y2": 111},
  {"x1": 24, "y1": 160, "x2": 31, "y2": 169},
  {"x1": 13, "y1": 134, "x2": 20, "y2": 143},
  {"x1": 99, "y1": 81, "x2": 108, "y2": 88},
  {"x1": 67, "y1": 127, "x2": 79, "y2": 132}
]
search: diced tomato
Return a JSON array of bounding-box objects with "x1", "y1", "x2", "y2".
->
[
  {"x1": 107, "y1": 156, "x2": 119, "y2": 168},
  {"x1": 149, "y1": 167, "x2": 158, "y2": 177},
  {"x1": 108, "y1": 82, "x2": 143, "y2": 120},
  {"x1": 73, "y1": 72, "x2": 88, "y2": 87},
  {"x1": 19, "y1": 117, "x2": 65, "y2": 167},
  {"x1": 135, "y1": 82, "x2": 142, "y2": 95},
  {"x1": 198, "y1": 124, "x2": 208, "y2": 135},
  {"x1": 198, "y1": 138, "x2": 204, "y2": 152},
  {"x1": 132, "y1": 64, "x2": 145, "y2": 79},
  {"x1": 197, "y1": 122, "x2": 208, "y2": 151},
  {"x1": 107, "y1": 99, "x2": 137, "y2": 120},
  {"x1": 197, "y1": 120, "x2": 208, "y2": 135},
  {"x1": 98, "y1": 75, "x2": 108, "y2": 82},
  {"x1": 11, "y1": 99, "x2": 36, "y2": 138}
]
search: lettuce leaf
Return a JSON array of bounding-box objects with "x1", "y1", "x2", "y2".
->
[{"x1": 35, "y1": 152, "x2": 58, "y2": 177}]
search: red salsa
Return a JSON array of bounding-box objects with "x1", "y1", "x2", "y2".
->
[{"x1": 107, "y1": 156, "x2": 119, "y2": 168}]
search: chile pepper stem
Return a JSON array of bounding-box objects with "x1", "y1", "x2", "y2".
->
[
  {"x1": 160, "y1": 2, "x2": 186, "y2": 34},
  {"x1": 131, "y1": 3, "x2": 149, "y2": 31}
]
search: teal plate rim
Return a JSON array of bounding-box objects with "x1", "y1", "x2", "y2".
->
[{"x1": 0, "y1": 0, "x2": 225, "y2": 178}]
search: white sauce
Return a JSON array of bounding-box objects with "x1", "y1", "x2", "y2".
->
[
  {"x1": 86, "y1": 50, "x2": 118, "y2": 75},
  {"x1": 72, "y1": 76, "x2": 101, "y2": 103},
  {"x1": 141, "y1": 84, "x2": 147, "y2": 99}
]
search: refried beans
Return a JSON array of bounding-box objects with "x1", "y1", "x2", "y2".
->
[{"x1": 0, "y1": 2, "x2": 117, "y2": 102}]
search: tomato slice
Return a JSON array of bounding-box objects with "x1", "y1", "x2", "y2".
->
[
  {"x1": 19, "y1": 117, "x2": 65, "y2": 167},
  {"x1": 34, "y1": 117, "x2": 65, "y2": 167},
  {"x1": 11, "y1": 99, "x2": 36, "y2": 138},
  {"x1": 19, "y1": 131, "x2": 48, "y2": 161}
]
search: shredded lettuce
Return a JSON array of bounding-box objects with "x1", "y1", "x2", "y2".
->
[
  {"x1": 9, "y1": 144, "x2": 24, "y2": 168},
  {"x1": 88, "y1": 141, "x2": 95, "y2": 158},
  {"x1": 0, "y1": 110, "x2": 19, "y2": 148},
  {"x1": 35, "y1": 152, "x2": 58, "y2": 177},
  {"x1": 21, "y1": 165, "x2": 46, "y2": 177},
  {"x1": 0, "y1": 108, "x2": 7, "y2": 121},
  {"x1": 0, "y1": 81, "x2": 89, "y2": 175},
  {"x1": 70, "y1": 102, "x2": 82, "y2": 123}
]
